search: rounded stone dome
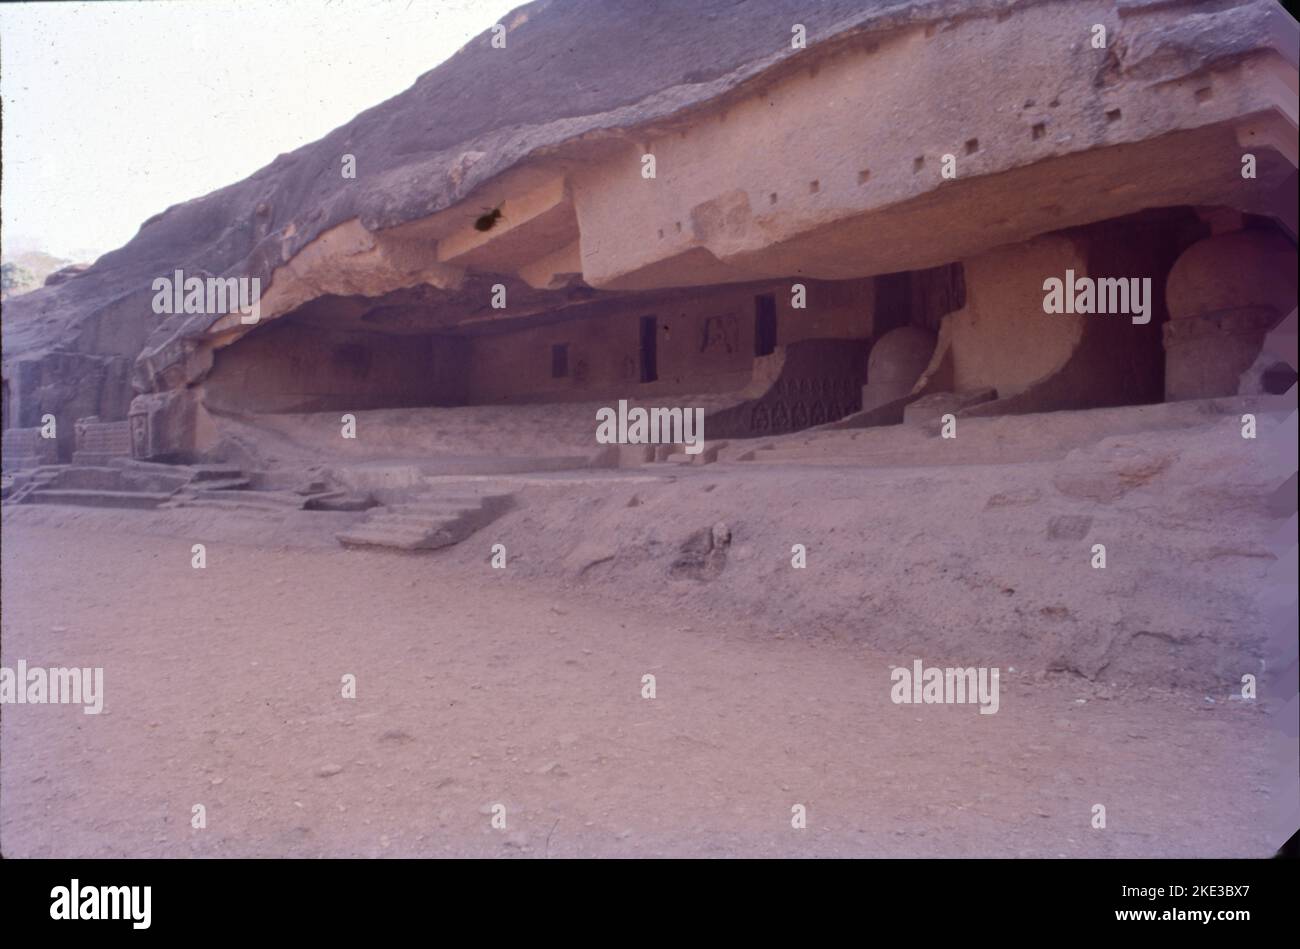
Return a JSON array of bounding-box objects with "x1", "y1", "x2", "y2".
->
[
  {"x1": 1167, "y1": 230, "x2": 1296, "y2": 321},
  {"x1": 868, "y1": 326, "x2": 937, "y2": 385}
]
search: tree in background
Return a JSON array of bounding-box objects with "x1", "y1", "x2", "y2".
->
[{"x1": 1, "y1": 261, "x2": 38, "y2": 300}]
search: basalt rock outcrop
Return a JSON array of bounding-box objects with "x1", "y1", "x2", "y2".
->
[{"x1": 2, "y1": 0, "x2": 1295, "y2": 463}]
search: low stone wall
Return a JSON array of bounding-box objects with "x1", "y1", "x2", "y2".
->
[
  {"x1": 1, "y1": 427, "x2": 58, "y2": 471},
  {"x1": 706, "y1": 338, "x2": 869, "y2": 438}
]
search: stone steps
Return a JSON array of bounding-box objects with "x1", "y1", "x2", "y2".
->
[
  {"x1": 189, "y1": 477, "x2": 254, "y2": 491},
  {"x1": 190, "y1": 465, "x2": 247, "y2": 482},
  {"x1": 159, "y1": 467, "x2": 376, "y2": 516},
  {"x1": 2, "y1": 468, "x2": 59, "y2": 504},
  {"x1": 386, "y1": 498, "x2": 489, "y2": 516},
  {"x1": 303, "y1": 490, "x2": 374, "y2": 512},
  {"x1": 2, "y1": 462, "x2": 309, "y2": 513},
  {"x1": 24, "y1": 488, "x2": 174, "y2": 510},
  {"x1": 165, "y1": 488, "x2": 308, "y2": 514},
  {"x1": 336, "y1": 524, "x2": 458, "y2": 550},
  {"x1": 6, "y1": 463, "x2": 192, "y2": 508},
  {"x1": 337, "y1": 493, "x2": 512, "y2": 551},
  {"x1": 364, "y1": 511, "x2": 461, "y2": 530}
]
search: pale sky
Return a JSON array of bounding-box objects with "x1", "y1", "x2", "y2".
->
[{"x1": 0, "y1": 0, "x2": 522, "y2": 262}]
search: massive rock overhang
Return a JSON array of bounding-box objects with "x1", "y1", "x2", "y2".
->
[{"x1": 3, "y1": 0, "x2": 1296, "y2": 399}]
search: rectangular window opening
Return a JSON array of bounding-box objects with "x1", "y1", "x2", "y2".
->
[
  {"x1": 639, "y1": 315, "x2": 658, "y2": 383},
  {"x1": 754, "y1": 294, "x2": 778, "y2": 357}
]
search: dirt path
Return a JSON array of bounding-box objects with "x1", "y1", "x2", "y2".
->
[{"x1": 0, "y1": 522, "x2": 1275, "y2": 857}]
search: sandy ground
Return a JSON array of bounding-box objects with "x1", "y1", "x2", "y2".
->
[{"x1": 0, "y1": 519, "x2": 1278, "y2": 858}]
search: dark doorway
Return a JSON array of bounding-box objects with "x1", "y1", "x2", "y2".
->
[
  {"x1": 551, "y1": 343, "x2": 569, "y2": 379},
  {"x1": 873, "y1": 263, "x2": 966, "y2": 337},
  {"x1": 754, "y1": 293, "x2": 777, "y2": 356},
  {"x1": 639, "y1": 315, "x2": 658, "y2": 383}
]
